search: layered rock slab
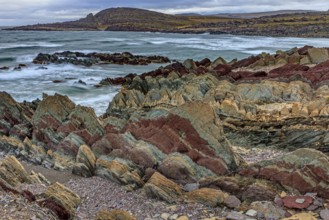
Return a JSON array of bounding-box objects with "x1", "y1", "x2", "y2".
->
[{"x1": 240, "y1": 148, "x2": 329, "y2": 199}]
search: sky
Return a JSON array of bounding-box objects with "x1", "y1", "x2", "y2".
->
[{"x1": 0, "y1": 0, "x2": 328, "y2": 26}]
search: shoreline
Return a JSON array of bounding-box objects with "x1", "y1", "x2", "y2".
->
[{"x1": 3, "y1": 28, "x2": 329, "y2": 39}]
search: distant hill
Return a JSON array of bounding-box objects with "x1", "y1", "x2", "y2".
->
[
  {"x1": 6, "y1": 7, "x2": 329, "y2": 38},
  {"x1": 212, "y1": 10, "x2": 317, "y2": 19}
]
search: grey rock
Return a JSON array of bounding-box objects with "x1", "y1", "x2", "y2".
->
[
  {"x1": 320, "y1": 209, "x2": 329, "y2": 220},
  {"x1": 245, "y1": 209, "x2": 257, "y2": 217},
  {"x1": 183, "y1": 183, "x2": 199, "y2": 192}
]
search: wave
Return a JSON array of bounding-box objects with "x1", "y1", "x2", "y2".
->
[
  {"x1": 16, "y1": 54, "x2": 37, "y2": 63},
  {"x1": 0, "y1": 42, "x2": 63, "y2": 50},
  {"x1": 0, "y1": 57, "x2": 15, "y2": 63}
]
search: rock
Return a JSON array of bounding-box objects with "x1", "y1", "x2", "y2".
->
[
  {"x1": 177, "y1": 216, "x2": 189, "y2": 220},
  {"x1": 320, "y1": 209, "x2": 329, "y2": 220},
  {"x1": 158, "y1": 153, "x2": 212, "y2": 184},
  {"x1": 183, "y1": 59, "x2": 197, "y2": 70},
  {"x1": 199, "y1": 175, "x2": 281, "y2": 203},
  {"x1": 40, "y1": 182, "x2": 81, "y2": 219},
  {"x1": 245, "y1": 209, "x2": 257, "y2": 217},
  {"x1": 281, "y1": 212, "x2": 317, "y2": 220},
  {"x1": 0, "y1": 66, "x2": 9, "y2": 70},
  {"x1": 239, "y1": 148, "x2": 329, "y2": 199},
  {"x1": 226, "y1": 211, "x2": 246, "y2": 220},
  {"x1": 241, "y1": 182, "x2": 277, "y2": 202},
  {"x1": 250, "y1": 201, "x2": 285, "y2": 220},
  {"x1": 72, "y1": 144, "x2": 96, "y2": 177},
  {"x1": 308, "y1": 48, "x2": 329, "y2": 64},
  {"x1": 33, "y1": 51, "x2": 170, "y2": 66},
  {"x1": 183, "y1": 183, "x2": 200, "y2": 192},
  {"x1": 185, "y1": 188, "x2": 228, "y2": 207},
  {"x1": 224, "y1": 195, "x2": 241, "y2": 209},
  {"x1": 161, "y1": 213, "x2": 171, "y2": 220},
  {"x1": 95, "y1": 156, "x2": 144, "y2": 189},
  {"x1": 0, "y1": 92, "x2": 32, "y2": 139},
  {"x1": 0, "y1": 156, "x2": 31, "y2": 186},
  {"x1": 32, "y1": 94, "x2": 103, "y2": 155},
  {"x1": 143, "y1": 172, "x2": 183, "y2": 203},
  {"x1": 211, "y1": 56, "x2": 227, "y2": 67},
  {"x1": 96, "y1": 209, "x2": 137, "y2": 220},
  {"x1": 282, "y1": 196, "x2": 313, "y2": 209}
]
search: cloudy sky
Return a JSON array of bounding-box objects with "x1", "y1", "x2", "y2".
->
[{"x1": 1, "y1": 0, "x2": 328, "y2": 26}]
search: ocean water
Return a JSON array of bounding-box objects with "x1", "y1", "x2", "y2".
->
[{"x1": 1, "y1": 30, "x2": 329, "y2": 115}]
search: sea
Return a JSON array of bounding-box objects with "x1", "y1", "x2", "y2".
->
[{"x1": 1, "y1": 30, "x2": 329, "y2": 115}]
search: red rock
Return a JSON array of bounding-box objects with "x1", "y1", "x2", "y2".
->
[
  {"x1": 213, "y1": 64, "x2": 232, "y2": 77},
  {"x1": 269, "y1": 64, "x2": 309, "y2": 77},
  {"x1": 196, "y1": 58, "x2": 211, "y2": 67},
  {"x1": 123, "y1": 114, "x2": 229, "y2": 175},
  {"x1": 282, "y1": 196, "x2": 313, "y2": 209},
  {"x1": 240, "y1": 148, "x2": 329, "y2": 199},
  {"x1": 231, "y1": 55, "x2": 260, "y2": 69}
]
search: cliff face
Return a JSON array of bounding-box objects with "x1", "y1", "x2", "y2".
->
[{"x1": 6, "y1": 7, "x2": 329, "y2": 37}]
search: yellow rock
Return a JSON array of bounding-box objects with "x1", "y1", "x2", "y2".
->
[
  {"x1": 282, "y1": 212, "x2": 317, "y2": 220},
  {"x1": 185, "y1": 188, "x2": 229, "y2": 207},
  {"x1": 177, "y1": 216, "x2": 189, "y2": 220},
  {"x1": 0, "y1": 156, "x2": 30, "y2": 186},
  {"x1": 144, "y1": 172, "x2": 183, "y2": 203},
  {"x1": 280, "y1": 191, "x2": 287, "y2": 198},
  {"x1": 96, "y1": 209, "x2": 137, "y2": 220},
  {"x1": 42, "y1": 182, "x2": 81, "y2": 218}
]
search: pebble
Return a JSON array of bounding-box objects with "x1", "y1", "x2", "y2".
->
[
  {"x1": 295, "y1": 198, "x2": 305, "y2": 204},
  {"x1": 161, "y1": 213, "x2": 171, "y2": 220},
  {"x1": 321, "y1": 209, "x2": 329, "y2": 220},
  {"x1": 170, "y1": 214, "x2": 179, "y2": 219},
  {"x1": 224, "y1": 195, "x2": 241, "y2": 209},
  {"x1": 177, "y1": 216, "x2": 189, "y2": 220},
  {"x1": 245, "y1": 209, "x2": 257, "y2": 217},
  {"x1": 226, "y1": 211, "x2": 246, "y2": 220}
]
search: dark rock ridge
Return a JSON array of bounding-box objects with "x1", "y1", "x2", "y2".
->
[
  {"x1": 2, "y1": 46, "x2": 329, "y2": 218},
  {"x1": 33, "y1": 51, "x2": 170, "y2": 67},
  {"x1": 6, "y1": 7, "x2": 329, "y2": 38}
]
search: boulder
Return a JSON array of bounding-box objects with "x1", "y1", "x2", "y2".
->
[
  {"x1": 40, "y1": 182, "x2": 81, "y2": 220},
  {"x1": 239, "y1": 148, "x2": 329, "y2": 199},
  {"x1": 72, "y1": 145, "x2": 96, "y2": 177},
  {"x1": 32, "y1": 94, "x2": 103, "y2": 156},
  {"x1": 0, "y1": 156, "x2": 30, "y2": 186},
  {"x1": 307, "y1": 48, "x2": 329, "y2": 64},
  {"x1": 0, "y1": 92, "x2": 32, "y2": 139},
  {"x1": 158, "y1": 153, "x2": 213, "y2": 184},
  {"x1": 96, "y1": 209, "x2": 137, "y2": 220},
  {"x1": 185, "y1": 188, "x2": 228, "y2": 207},
  {"x1": 249, "y1": 201, "x2": 285, "y2": 220},
  {"x1": 95, "y1": 156, "x2": 144, "y2": 190},
  {"x1": 143, "y1": 172, "x2": 183, "y2": 203}
]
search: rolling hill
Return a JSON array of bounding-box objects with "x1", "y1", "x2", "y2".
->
[{"x1": 6, "y1": 7, "x2": 329, "y2": 37}]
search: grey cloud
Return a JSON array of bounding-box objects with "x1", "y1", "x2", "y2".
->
[{"x1": 0, "y1": 0, "x2": 328, "y2": 26}]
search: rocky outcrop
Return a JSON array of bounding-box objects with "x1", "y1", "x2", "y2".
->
[
  {"x1": 239, "y1": 148, "x2": 329, "y2": 199},
  {"x1": 32, "y1": 93, "x2": 104, "y2": 156},
  {"x1": 0, "y1": 92, "x2": 33, "y2": 139},
  {"x1": 33, "y1": 51, "x2": 170, "y2": 66}
]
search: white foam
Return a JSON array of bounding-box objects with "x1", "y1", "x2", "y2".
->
[{"x1": 0, "y1": 42, "x2": 63, "y2": 49}]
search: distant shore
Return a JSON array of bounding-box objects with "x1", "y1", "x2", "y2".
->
[{"x1": 4, "y1": 7, "x2": 329, "y2": 38}]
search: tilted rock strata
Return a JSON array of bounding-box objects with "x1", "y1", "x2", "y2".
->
[{"x1": 239, "y1": 148, "x2": 329, "y2": 199}]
